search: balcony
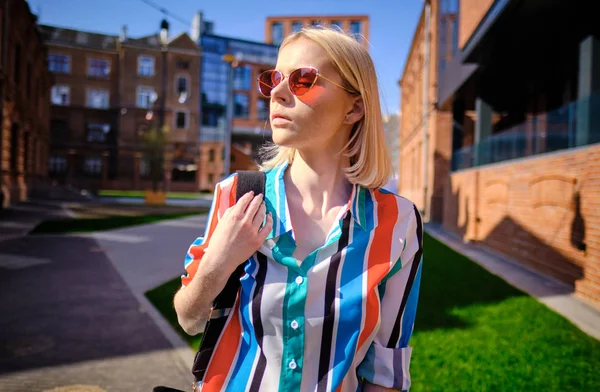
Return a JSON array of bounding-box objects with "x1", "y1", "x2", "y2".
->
[{"x1": 452, "y1": 92, "x2": 600, "y2": 171}]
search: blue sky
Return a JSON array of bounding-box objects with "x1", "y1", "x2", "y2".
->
[{"x1": 28, "y1": 0, "x2": 423, "y2": 115}]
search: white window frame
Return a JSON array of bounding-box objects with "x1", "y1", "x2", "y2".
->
[
  {"x1": 136, "y1": 86, "x2": 156, "y2": 108},
  {"x1": 138, "y1": 55, "x2": 155, "y2": 77},
  {"x1": 174, "y1": 110, "x2": 190, "y2": 130},
  {"x1": 51, "y1": 85, "x2": 70, "y2": 106},
  {"x1": 86, "y1": 88, "x2": 110, "y2": 109},
  {"x1": 88, "y1": 57, "x2": 111, "y2": 78}
]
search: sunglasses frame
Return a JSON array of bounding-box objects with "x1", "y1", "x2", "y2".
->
[{"x1": 257, "y1": 66, "x2": 357, "y2": 97}]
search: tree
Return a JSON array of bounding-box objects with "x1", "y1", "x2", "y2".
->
[{"x1": 140, "y1": 125, "x2": 168, "y2": 193}]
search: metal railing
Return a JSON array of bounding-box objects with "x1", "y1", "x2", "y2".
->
[{"x1": 452, "y1": 92, "x2": 600, "y2": 171}]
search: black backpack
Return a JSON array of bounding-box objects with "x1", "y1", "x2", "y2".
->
[{"x1": 192, "y1": 170, "x2": 266, "y2": 385}]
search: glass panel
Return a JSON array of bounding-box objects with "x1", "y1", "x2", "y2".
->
[
  {"x1": 176, "y1": 112, "x2": 187, "y2": 129},
  {"x1": 233, "y1": 65, "x2": 252, "y2": 91},
  {"x1": 233, "y1": 93, "x2": 249, "y2": 118},
  {"x1": 138, "y1": 56, "x2": 155, "y2": 76},
  {"x1": 257, "y1": 98, "x2": 269, "y2": 121},
  {"x1": 51, "y1": 85, "x2": 70, "y2": 105},
  {"x1": 451, "y1": 92, "x2": 600, "y2": 171},
  {"x1": 271, "y1": 22, "x2": 283, "y2": 46},
  {"x1": 292, "y1": 22, "x2": 303, "y2": 33},
  {"x1": 49, "y1": 54, "x2": 70, "y2": 73},
  {"x1": 88, "y1": 59, "x2": 110, "y2": 78}
]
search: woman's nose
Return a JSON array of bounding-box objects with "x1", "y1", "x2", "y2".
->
[{"x1": 270, "y1": 78, "x2": 292, "y2": 104}]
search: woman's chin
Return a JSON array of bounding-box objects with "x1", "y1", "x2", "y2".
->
[{"x1": 271, "y1": 128, "x2": 299, "y2": 147}]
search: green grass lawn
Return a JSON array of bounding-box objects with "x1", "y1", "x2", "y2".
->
[
  {"x1": 145, "y1": 232, "x2": 600, "y2": 391},
  {"x1": 98, "y1": 189, "x2": 211, "y2": 199},
  {"x1": 30, "y1": 211, "x2": 204, "y2": 234}
]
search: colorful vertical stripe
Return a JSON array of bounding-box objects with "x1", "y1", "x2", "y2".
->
[{"x1": 181, "y1": 161, "x2": 423, "y2": 391}]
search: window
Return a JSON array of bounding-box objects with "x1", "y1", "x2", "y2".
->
[
  {"x1": 48, "y1": 54, "x2": 70, "y2": 73},
  {"x1": 292, "y1": 22, "x2": 303, "y2": 33},
  {"x1": 51, "y1": 85, "x2": 70, "y2": 105},
  {"x1": 257, "y1": 98, "x2": 269, "y2": 121},
  {"x1": 86, "y1": 123, "x2": 111, "y2": 143},
  {"x1": 175, "y1": 111, "x2": 189, "y2": 129},
  {"x1": 140, "y1": 157, "x2": 150, "y2": 177},
  {"x1": 330, "y1": 21, "x2": 342, "y2": 29},
  {"x1": 88, "y1": 58, "x2": 110, "y2": 78},
  {"x1": 83, "y1": 156, "x2": 102, "y2": 176},
  {"x1": 13, "y1": 44, "x2": 21, "y2": 85},
  {"x1": 138, "y1": 55, "x2": 155, "y2": 76},
  {"x1": 137, "y1": 86, "x2": 156, "y2": 108},
  {"x1": 86, "y1": 89, "x2": 110, "y2": 109},
  {"x1": 176, "y1": 75, "x2": 189, "y2": 95},
  {"x1": 49, "y1": 154, "x2": 67, "y2": 174},
  {"x1": 209, "y1": 149, "x2": 215, "y2": 162},
  {"x1": 311, "y1": 20, "x2": 320, "y2": 27},
  {"x1": 233, "y1": 93, "x2": 249, "y2": 118},
  {"x1": 271, "y1": 22, "x2": 283, "y2": 46},
  {"x1": 233, "y1": 66, "x2": 251, "y2": 91},
  {"x1": 350, "y1": 21, "x2": 362, "y2": 35}
]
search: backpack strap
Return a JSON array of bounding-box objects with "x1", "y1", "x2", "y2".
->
[{"x1": 192, "y1": 170, "x2": 266, "y2": 384}]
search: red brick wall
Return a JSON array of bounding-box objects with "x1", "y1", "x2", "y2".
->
[
  {"x1": 458, "y1": 0, "x2": 495, "y2": 49},
  {"x1": 444, "y1": 145, "x2": 600, "y2": 308}
]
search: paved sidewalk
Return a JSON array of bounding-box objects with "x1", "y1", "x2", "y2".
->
[
  {"x1": 0, "y1": 233, "x2": 192, "y2": 391},
  {"x1": 82, "y1": 214, "x2": 210, "y2": 367},
  {"x1": 425, "y1": 223, "x2": 600, "y2": 341}
]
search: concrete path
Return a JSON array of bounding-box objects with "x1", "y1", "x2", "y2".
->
[
  {"x1": 425, "y1": 223, "x2": 600, "y2": 341},
  {"x1": 0, "y1": 222, "x2": 198, "y2": 391}
]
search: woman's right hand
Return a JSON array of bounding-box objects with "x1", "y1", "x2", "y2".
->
[{"x1": 203, "y1": 191, "x2": 273, "y2": 274}]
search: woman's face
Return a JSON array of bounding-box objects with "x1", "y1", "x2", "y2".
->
[{"x1": 269, "y1": 38, "x2": 359, "y2": 152}]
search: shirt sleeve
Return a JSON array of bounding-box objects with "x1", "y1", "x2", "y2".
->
[
  {"x1": 357, "y1": 204, "x2": 423, "y2": 391},
  {"x1": 181, "y1": 174, "x2": 238, "y2": 287}
]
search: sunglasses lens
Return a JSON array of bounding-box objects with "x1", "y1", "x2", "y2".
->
[
  {"x1": 289, "y1": 68, "x2": 318, "y2": 96},
  {"x1": 257, "y1": 70, "x2": 281, "y2": 97}
]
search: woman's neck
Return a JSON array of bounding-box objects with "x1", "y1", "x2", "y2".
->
[{"x1": 286, "y1": 148, "x2": 352, "y2": 213}]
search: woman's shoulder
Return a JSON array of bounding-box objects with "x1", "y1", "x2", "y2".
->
[{"x1": 370, "y1": 186, "x2": 420, "y2": 224}]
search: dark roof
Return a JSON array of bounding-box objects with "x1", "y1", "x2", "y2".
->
[
  {"x1": 39, "y1": 25, "x2": 119, "y2": 51},
  {"x1": 40, "y1": 24, "x2": 198, "y2": 52}
]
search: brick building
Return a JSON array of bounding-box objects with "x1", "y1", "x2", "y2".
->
[
  {"x1": 400, "y1": 0, "x2": 600, "y2": 307},
  {"x1": 0, "y1": 0, "x2": 52, "y2": 207},
  {"x1": 39, "y1": 20, "x2": 202, "y2": 193},
  {"x1": 265, "y1": 15, "x2": 369, "y2": 46}
]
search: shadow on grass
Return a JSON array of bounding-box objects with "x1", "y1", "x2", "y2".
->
[
  {"x1": 416, "y1": 232, "x2": 525, "y2": 332},
  {"x1": 145, "y1": 277, "x2": 203, "y2": 350}
]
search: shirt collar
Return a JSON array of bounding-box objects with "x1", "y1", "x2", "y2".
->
[{"x1": 265, "y1": 161, "x2": 366, "y2": 241}]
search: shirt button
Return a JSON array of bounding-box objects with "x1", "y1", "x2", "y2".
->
[
  {"x1": 288, "y1": 360, "x2": 297, "y2": 370},
  {"x1": 291, "y1": 320, "x2": 299, "y2": 330},
  {"x1": 295, "y1": 276, "x2": 303, "y2": 284}
]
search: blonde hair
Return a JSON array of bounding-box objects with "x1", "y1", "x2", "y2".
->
[{"x1": 258, "y1": 27, "x2": 393, "y2": 189}]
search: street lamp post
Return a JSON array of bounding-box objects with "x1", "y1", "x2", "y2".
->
[{"x1": 222, "y1": 52, "x2": 241, "y2": 179}]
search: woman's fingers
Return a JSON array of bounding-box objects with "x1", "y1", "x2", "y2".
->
[
  {"x1": 244, "y1": 193, "x2": 264, "y2": 220},
  {"x1": 259, "y1": 212, "x2": 273, "y2": 239},
  {"x1": 233, "y1": 191, "x2": 255, "y2": 217},
  {"x1": 252, "y1": 200, "x2": 267, "y2": 229}
]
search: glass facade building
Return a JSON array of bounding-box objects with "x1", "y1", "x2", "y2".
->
[{"x1": 199, "y1": 34, "x2": 278, "y2": 142}]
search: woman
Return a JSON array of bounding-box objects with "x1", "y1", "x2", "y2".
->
[{"x1": 174, "y1": 27, "x2": 423, "y2": 392}]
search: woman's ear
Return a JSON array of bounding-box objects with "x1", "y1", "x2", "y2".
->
[{"x1": 343, "y1": 97, "x2": 365, "y2": 124}]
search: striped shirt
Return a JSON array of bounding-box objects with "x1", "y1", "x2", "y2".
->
[{"x1": 182, "y1": 161, "x2": 423, "y2": 392}]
